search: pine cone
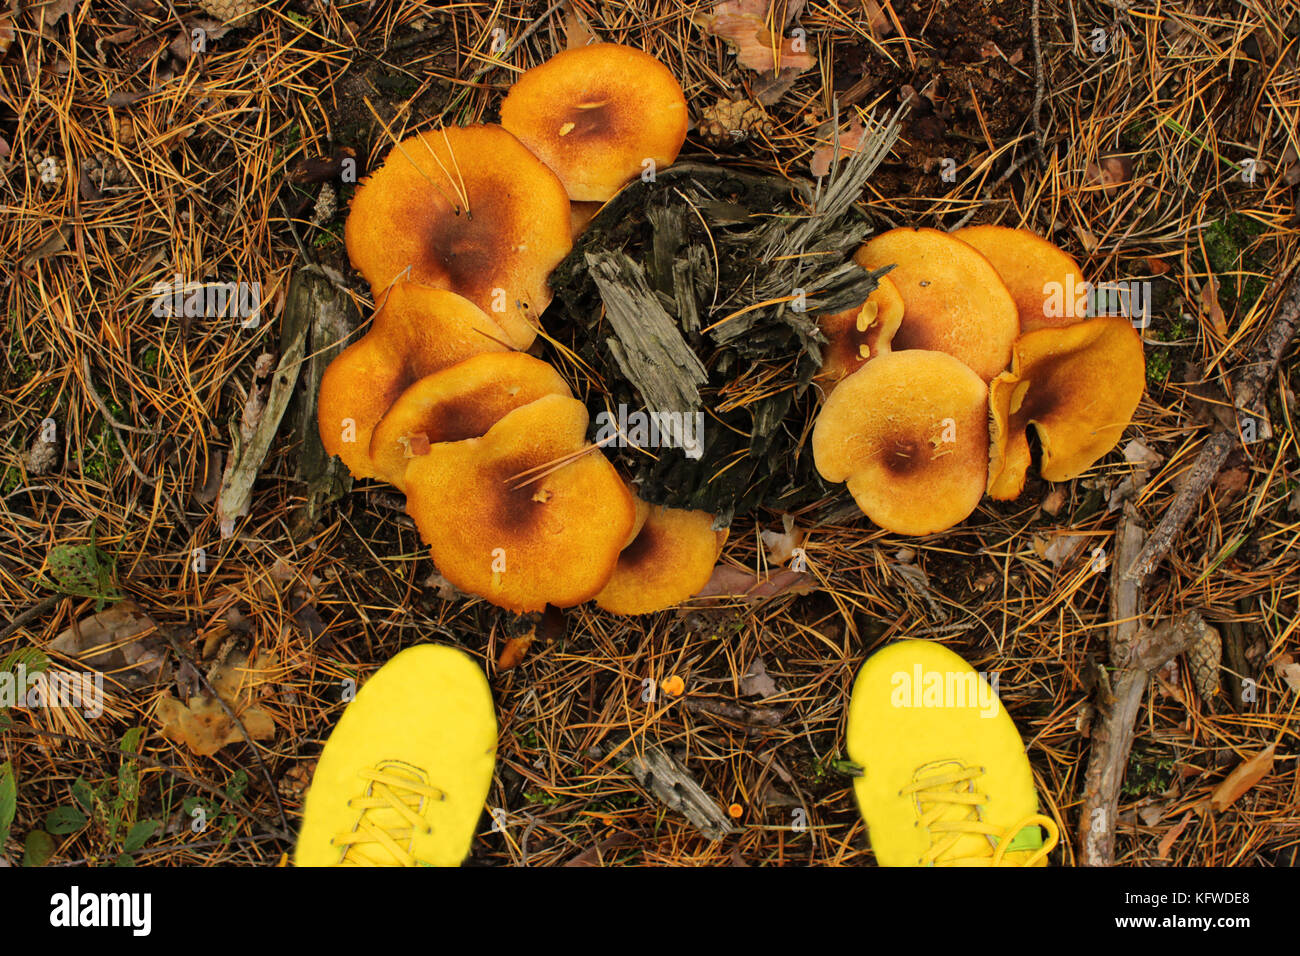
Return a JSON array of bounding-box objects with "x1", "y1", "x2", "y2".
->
[
  {"x1": 82, "y1": 151, "x2": 131, "y2": 191},
  {"x1": 1188, "y1": 622, "x2": 1222, "y2": 701},
  {"x1": 312, "y1": 182, "x2": 337, "y2": 226},
  {"x1": 199, "y1": 0, "x2": 256, "y2": 27},
  {"x1": 697, "y1": 98, "x2": 773, "y2": 149},
  {"x1": 32, "y1": 153, "x2": 65, "y2": 189}
]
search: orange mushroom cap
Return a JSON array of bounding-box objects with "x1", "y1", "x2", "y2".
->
[
  {"x1": 987, "y1": 315, "x2": 1145, "y2": 500},
  {"x1": 403, "y1": 394, "x2": 636, "y2": 613},
  {"x1": 499, "y1": 43, "x2": 688, "y2": 202},
  {"x1": 815, "y1": 274, "x2": 905, "y2": 384},
  {"x1": 369, "y1": 352, "x2": 572, "y2": 491},
  {"x1": 952, "y1": 225, "x2": 1087, "y2": 334},
  {"x1": 812, "y1": 350, "x2": 990, "y2": 535},
  {"x1": 344, "y1": 124, "x2": 572, "y2": 349},
  {"x1": 317, "y1": 282, "x2": 510, "y2": 479},
  {"x1": 594, "y1": 502, "x2": 728, "y2": 615},
  {"x1": 853, "y1": 227, "x2": 1019, "y2": 381}
]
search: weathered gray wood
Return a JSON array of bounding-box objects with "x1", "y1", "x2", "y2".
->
[
  {"x1": 586, "y1": 250, "x2": 708, "y2": 415},
  {"x1": 282, "y1": 265, "x2": 356, "y2": 534},
  {"x1": 625, "y1": 743, "x2": 736, "y2": 841}
]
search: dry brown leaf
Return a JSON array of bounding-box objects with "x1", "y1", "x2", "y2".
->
[
  {"x1": 809, "y1": 117, "x2": 866, "y2": 177},
  {"x1": 1199, "y1": 277, "x2": 1227, "y2": 335},
  {"x1": 1208, "y1": 743, "x2": 1276, "y2": 813},
  {"x1": 692, "y1": 564, "x2": 815, "y2": 603},
  {"x1": 28, "y1": 0, "x2": 78, "y2": 38},
  {"x1": 1156, "y1": 811, "x2": 1194, "y2": 860},
  {"x1": 1273, "y1": 653, "x2": 1300, "y2": 693},
  {"x1": 1086, "y1": 154, "x2": 1134, "y2": 196},
  {"x1": 760, "y1": 514, "x2": 804, "y2": 564},
  {"x1": 1213, "y1": 466, "x2": 1250, "y2": 496},
  {"x1": 861, "y1": 0, "x2": 894, "y2": 36},
  {"x1": 694, "y1": 0, "x2": 816, "y2": 75},
  {"x1": 1032, "y1": 532, "x2": 1090, "y2": 568},
  {"x1": 19, "y1": 226, "x2": 72, "y2": 272},
  {"x1": 48, "y1": 601, "x2": 170, "y2": 690},
  {"x1": 564, "y1": 1, "x2": 596, "y2": 49},
  {"x1": 156, "y1": 651, "x2": 277, "y2": 756},
  {"x1": 740, "y1": 657, "x2": 778, "y2": 697}
]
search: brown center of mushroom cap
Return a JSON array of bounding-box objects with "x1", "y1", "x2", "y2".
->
[
  {"x1": 398, "y1": 187, "x2": 517, "y2": 305},
  {"x1": 558, "y1": 96, "x2": 617, "y2": 140},
  {"x1": 422, "y1": 389, "x2": 520, "y2": 445},
  {"x1": 482, "y1": 456, "x2": 569, "y2": 537}
]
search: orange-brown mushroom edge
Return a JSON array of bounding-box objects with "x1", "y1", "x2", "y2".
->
[
  {"x1": 853, "y1": 227, "x2": 1019, "y2": 381},
  {"x1": 344, "y1": 124, "x2": 572, "y2": 350},
  {"x1": 815, "y1": 274, "x2": 905, "y2": 385},
  {"x1": 570, "y1": 201, "x2": 604, "y2": 240},
  {"x1": 499, "y1": 43, "x2": 688, "y2": 202},
  {"x1": 812, "y1": 350, "x2": 990, "y2": 536},
  {"x1": 369, "y1": 352, "x2": 572, "y2": 491},
  {"x1": 317, "y1": 282, "x2": 511, "y2": 480},
  {"x1": 403, "y1": 394, "x2": 637, "y2": 613},
  {"x1": 594, "y1": 503, "x2": 728, "y2": 615},
  {"x1": 987, "y1": 315, "x2": 1145, "y2": 500},
  {"x1": 952, "y1": 224, "x2": 1087, "y2": 334}
]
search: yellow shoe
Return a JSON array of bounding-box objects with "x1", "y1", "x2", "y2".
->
[
  {"x1": 295, "y1": 644, "x2": 497, "y2": 866},
  {"x1": 846, "y1": 640, "x2": 1059, "y2": 866}
]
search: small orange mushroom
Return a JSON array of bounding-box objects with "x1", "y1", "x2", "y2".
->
[
  {"x1": 344, "y1": 124, "x2": 572, "y2": 349},
  {"x1": 987, "y1": 315, "x2": 1145, "y2": 500},
  {"x1": 662, "y1": 675, "x2": 686, "y2": 697},
  {"x1": 369, "y1": 352, "x2": 572, "y2": 490},
  {"x1": 403, "y1": 394, "x2": 636, "y2": 613},
  {"x1": 812, "y1": 350, "x2": 990, "y2": 535},
  {"x1": 317, "y1": 282, "x2": 510, "y2": 479},
  {"x1": 952, "y1": 224, "x2": 1087, "y2": 333},
  {"x1": 594, "y1": 502, "x2": 728, "y2": 615},
  {"x1": 815, "y1": 274, "x2": 905, "y2": 384},
  {"x1": 854, "y1": 227, "x2": 1019, "y2": 381},
  {"x1": 500, "y1": 44, "x2": 688, "y2": 202}
]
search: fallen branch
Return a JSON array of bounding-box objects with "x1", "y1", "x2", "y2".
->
[
  {"x1": 1125, "y1": 271, "x2": 1300, "y2": 582},
  {"x1": 623, "y1": 743, "x2": 735, "y2": 841},
  {"x1": 1078, "y1": 502, "x2": 1206, "y2": 865}
]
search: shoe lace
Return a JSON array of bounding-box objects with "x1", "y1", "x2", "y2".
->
[
  {"x1": 900, "y1": 762, "x2": 1060, "y2": 867},
  {"x1": 330, "y1": 761, "x2": 445, "y2": 866}
]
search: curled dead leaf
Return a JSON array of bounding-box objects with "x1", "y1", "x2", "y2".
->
[
  {"x1": 1208, "y1": 743, "x2": 1275, "y2": 813},
  {"x1": 48, "y1": 601, "x2": 170, "y2": 690},
  {"x1": 1273, "y1": 653, "x2": 1300, "y2": 693},
  {"x1": 694, "y1": 0, "x2": 816, "y2": 75},
  {"x1": 1199, "y1": 276, "x2": 1227, "y2": 335},
  {"x1": 810, "y1": 117, "x2": 867, "y2": 177},
  {"x1": 156, "y1": 651, "x2": 277, "y2": 756},
  {"x1": 692, "y1": 564, "x2": 815, "y2": 603}
]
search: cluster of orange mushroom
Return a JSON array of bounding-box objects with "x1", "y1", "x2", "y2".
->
[
  {"x1": 813, "y1": 225, "x2": 1145, "y2": 535},
  {"x1": 317, "y1": 43, "x2": 729, "y2": 615}
]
